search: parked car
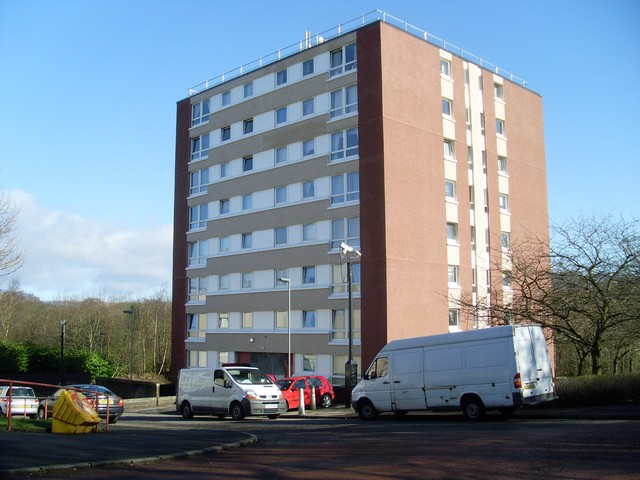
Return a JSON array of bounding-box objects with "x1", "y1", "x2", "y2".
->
[
  {"x1": 38, "y1": 384, "x2": 125, "y2": 423},
  {"x1": 276, "y1": 375, "x2": 334, "y2": 410},
  {"x1": 0, "y1": 386, "x2": 39, "y2": 418}
]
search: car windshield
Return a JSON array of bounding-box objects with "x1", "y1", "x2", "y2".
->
[
  {"x1": 228, "y1": 369, "x2": 273, "y2": 385},
  {"x1": 276, "y1": 380, "x2": 293, "y2": 390}
]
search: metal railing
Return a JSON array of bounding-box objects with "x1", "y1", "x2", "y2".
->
[{"x1": 188, "y1": 9, "x2": 528, "y2": 96}]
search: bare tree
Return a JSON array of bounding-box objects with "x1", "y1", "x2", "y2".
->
[
  {"x1": 0, "y1": 193, "x2": 25, "y2": 279},
  {"x1": 454, "y1": 214, "x2": 640, "y2": 375}
]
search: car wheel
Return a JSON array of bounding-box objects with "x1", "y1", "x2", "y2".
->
[
  {"x1": 180, "y1": 401, "x2": 194, "y2": 419},
  {"x1": 357, "y1": 399, "x2": 378, "y2": 421},
  {"x1": 320, "y1": 394, "x2": 332, "y2": 408},
  {"x1": 37, "y1": 407, "x2": 46, "y2": 420},
  {"x1": 230, "y1": 402, "x2": 245, "y2": 421},
  {"x1": 462, "y1": 396, "x2": 486, "y2": 421}
]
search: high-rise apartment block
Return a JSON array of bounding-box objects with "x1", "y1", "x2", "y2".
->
[{"x1": 172, "y1": 12, "x2": 548, "y2": 384}]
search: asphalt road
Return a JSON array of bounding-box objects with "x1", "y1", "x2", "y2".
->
[{"x1": 3, "y1": 405, "x2": 639, "y2": 480}]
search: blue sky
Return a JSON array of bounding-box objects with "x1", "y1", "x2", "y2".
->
[{"x1": 1, "y1": 0, "x2": 638, "y2": 300}]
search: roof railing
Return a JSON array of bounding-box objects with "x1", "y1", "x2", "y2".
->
[{"x1": 188, "y1": 9, "x2": 527, "y2": 96}]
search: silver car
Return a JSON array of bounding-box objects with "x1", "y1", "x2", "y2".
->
[
  {"x1": 38, "y1": 384, "x2": 125, "y2": 423},
  {"x1": 0, "y1": 386, "x2": 39, "y2": 419}
]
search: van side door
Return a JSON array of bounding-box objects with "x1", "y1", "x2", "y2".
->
[
  {"x1": 391, "y1": 348, "x2": 427, "y2": 411},
  {"x1": 212, "y1": 368, "x2": 234, "y2": 413},
  {"x1": 363, "y1": 356, "x2": 392, "y2": 412}
]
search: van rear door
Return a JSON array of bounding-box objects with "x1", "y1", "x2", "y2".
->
[
  {"x1": 515, "y1": 326, "x2": 553, "y2": 402},
  {"x1": 391, "y1": 348, "x2": 427, "y2": 411}
]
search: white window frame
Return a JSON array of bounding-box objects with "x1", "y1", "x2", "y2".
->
[
  {"x1": 243, "y1": 118, "x2": 253, "y2": 135},
  {"x1": 189, "y1": 204, "x2": 208, "y2": 230},
  {"x1": 445, "y1": 180, "x2": 456, "y2": 200},
  {"x1": 442, "y1": 98, "x2": 453, "y2": 117},
  {"x1": 331, "y1": 172, "x2": 359, "y2": 205},
  {"x1": 242, "y1": 272, "x2": 253, "y2": 289},
  {"x1": 448, "y1": 265, "x2": 460, "y2": 286},
  {"x1": 303, "y1": 310, "x2": 316, "y2": 328},
  {"x1": 242, "y1": 233, "x2": 253, "y2": 249},
  {"x1": 331, "y1": 216, "x2": 360, "y2": 249},
  {"x1": 499, "y1": 194, "x2": 509, "y2": 212},
  {"x1": 447, "y1": 222, "x2": 459, "y2": 243},
  {"x1": 242, "y1": 194, "x2": 252, "y2": 210},
  {"x1": 302, "y1": 266, "x2": 316, "y2": 285},
  {"x1": 449, "y1": 308, "x2": 460, "y2": 327},
  {"x1": 496, "y1": 119, "x2": 506, "y2": 136},
  {"x1": 330, "y1": 85, "x2": 357, "y2": 119},
  {"x1": 444, "y1": 139, "x2": 455, "y2": 159},
  {"x1": 276, "y1": 107, "x2": 287, "y2": 125},
  {"x1": 303, "y1": 58, "x2": 314, "y2": 76},
  {"x1": 275, "y1": 146, "x2": 287, "y2": 164},
  {"x1": 276, "y1": 68, "x2": 288, "y2": 86},
  {"x1": 302, "y1": 98, "x2": 314, "y2": 116},
  {"x1": 330, "y1": 128, "x2": 358, "y2": 161},
  {"x1": 498, "y1": 155, "x2": 508, "y2": 174},
  {"x1": 244, "y1": 82, "x2": 253, "y2": 98},
  {"x1": 275, "y1": 226, "x2": 287, "y2": 246},
  {"x1": 440, "y1": 58, "x2": 451, "y2": 77},
  {"x1": 275, "y1": 186, "x2": 288, "y2": 204},
  {"x1": 242, "y1": 155, "x2": 253, "y2": 172},
  {"x1": 188, "y1": 240, "x2": 208, "y2": 267},
  {"x1": 191, "y1": 133, "x2": 210, "y2": 162},
  {"x1": 494, "y1": 83, "x2": 504, "y2": 100},
  {"x1": 191, "y1": 98, "x2": 210, "y2": 127},
  {"x1": 190, "y1": 168, "x2": 209, "y2": 196},
  {"x1": 329, "y1": 43, "x2": 357, "y2": 77}
]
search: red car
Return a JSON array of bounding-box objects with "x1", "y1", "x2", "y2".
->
[{"x1": 276, "y1": 376, "x2": 334, "y2": 410}]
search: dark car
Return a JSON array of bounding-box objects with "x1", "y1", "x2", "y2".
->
[
  {"x1": 38, "y1": 384, "x2": 125, "y2": 423},
  {"x1": 276, "y1": 375, "x2": 334, "y2": 410}
]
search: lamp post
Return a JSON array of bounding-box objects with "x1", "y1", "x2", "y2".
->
[
  {"x1": 123, "y1": 307, "x2": 136, "y2": 380},
  {"x1": 278, "y1": 277, "x2": 291, "y2": 376},
  {"x1": 59, "y1": 320, "x2": 67, "y2": 385},
  {"x1": 340, "y1": 242, "x2": 361, "y2": 408}
]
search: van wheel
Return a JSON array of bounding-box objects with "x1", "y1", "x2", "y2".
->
[
  {"x1": 462, "y1": 396, "x2": 485, "y2": 421},
  {"x1": 230, "y1": 402, "x2": 245, "y2": 421},
  {"x1": 320, "y1": 394, "x2": 332, "y2": 408},
  {"x1": 357, "y1": 399, "x2": 378, "y2": 421},
  {"x1": 181, "y1": 401, "x2": 194, "y2": 419}
]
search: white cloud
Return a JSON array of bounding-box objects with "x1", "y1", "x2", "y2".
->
[{"x1": 7, "y1": 190, "x2": 173, "y2": 301}]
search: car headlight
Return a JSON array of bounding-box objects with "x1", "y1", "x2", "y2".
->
[{"x1": 244, "y1": 389, "x2": 260, "y2": 400}]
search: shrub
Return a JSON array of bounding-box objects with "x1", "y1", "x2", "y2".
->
[
  {"x1": 0, "y1": 342, "x2": 29, "y2": 373},
  {"x1": 555, "y1": 374, "x2": 640, "y2": 406}
]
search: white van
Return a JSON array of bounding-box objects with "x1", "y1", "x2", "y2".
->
[
  {"x1": 176, "y1": 366, "x2": 287, "y2": 420},
  {"x1": 351, "y1": 325, "x2": 556, "y2": 421}
]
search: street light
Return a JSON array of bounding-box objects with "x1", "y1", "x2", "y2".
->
[
  {"x1": 340, "y1": 242, "x2": 361, "y2": 408},
  {"x1": 123, "y1": 307, "x2": 136, "y2": 380},
  {"x1": 278, "y1": 277, "x2": 292, "y2": 376},
  {"x1": 59, "y1": 320, "x2": 67, "y2": 385}
]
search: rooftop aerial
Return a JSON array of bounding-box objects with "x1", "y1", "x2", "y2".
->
[{"x1": 188, "y1": 9, "x2": 528, "y2": 96}]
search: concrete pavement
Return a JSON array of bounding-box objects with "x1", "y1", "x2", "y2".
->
[{"x1": 1, "y1": 401, "x2": 638, "y2": 477}]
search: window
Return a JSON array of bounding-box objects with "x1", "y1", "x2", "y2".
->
[
  {"x1": 303, "y1": 355, "x2": 316, "y2": 372},
  {"x1": 276, "y1": 68, "x2": 287, "y2": 86},
  {"x1": 498, "y1": 155, "x2": 508, "y2": 174},
  {"x1": 242, "y1": 272, "x2": 253, "y2": 289},
  {"x1": 494, "y1": 83, "x2": 504, "y2": 100},
  {"x1": 440, "y1": 58, "x2": 451, "y2": 77},
  {"x1": 501, "y1": 231, "x2": 511, "y2": 250},
  {"x1": 330, "y1": 85, "x2": 357, "y2": 118},
  {"x1": 221, "y1": 90, "x2": 231, "y2": 106},
  {"x1": 330, "y1": 43, "x2": 356, "y2": 76},
  {"x1": 442, "y1": 98, "x2": 453, "y2": 117},
  {"x1": 499, "y1": 194, "x2": 509, "y2": 212},
  {"x1": 221, "y1": 125, "x2": 230, "y2": 142},
  {"x1": 275, "y1": 146, "x2": 287, "y2": 164},
  {"x1": 496, "y1": 119, "x2": 506, "y2": 136},
  {"x1": 242, "y1": 233, "x2": 252, "y2": 249},
  {"x1": 218, "y1": 313, "x2": 229, "y2": 329},
  {"x1": 242, "y1": 155, "x2": 253, "y2": 172},
  {"x1": 445, "y1": 180, "x2": 456, "y2": 200},
  {"x1": 242, "y1": 312, "x2": 253, "y2": 329},
  {"x1": 448, "y1": 265, "x2": 460, "y2": 286},
  {"x1": 302, "y1": 266, "x2": 316, "y2": 284},
  {"x1": 331, "y1": 217, "x2": 360, "y2": 249},
  {"x1": 189, "y1": 204, "x2": 208, "y2": 230},
  {"x1": 187, "y1": 313, "x2": 207, "y2": 338},
  {"x1": 449, "y1": 309, "x2": 460, "y2": 327},
  {"x1": 243, "y1": 118, "x2": 253, "y2": 134},
  {"x1": 219, "y1": 236, "x2": 229, "y2": 253},
  {"x1": 444, "y1": 139, "x2": 455, "y2": 159},
  {"x1": 275, "y1": 186, "x2": 287, "y2": 204},
  {"x1": 188, "y1": 240, "x2": 208, "y2": 267},
  {"x1": 331, "y1": 172, "x2": 359, "y2": 204},
  {"x1": 275, "y1": 226, "x2": 287, "y2": 245},
  {"x1": 242, "y1": 194, "x2": 252, "y2": 210},
  {"x1": 218, "y1": 274, "x2": 229, "y2": 291},
  {"x1": 302, "y1": 180, "x2": 315, "y2": 198},
  {"x1": 330, "y1": 128, "x2": 359, "y2": 161},
  {"x1": 331, "y1": 309, "x2": 361, "y2": 340},
  {"x1": 191, "y1": 99, "x2": 210, "y2": 126},
  {"x1": 302, "y1": 223, "x2": 316, "y2": 242},
  {"x1": 302, "y1": 139, "x2": 315, "y2": 157},
  {"x1": 220, "y1": 162, "x2": 229, "y2": 178},
  {"x1": 244, "y1": 82, "x2": 253, "y2": 98},
  {"x1": 190, "y1": 168, "x2": 209, "y2": 195},
  {"x1": 276, "y1": 311, "x2": 288, "y2": 329},
  {"x1": 303, "y1": 58, "x2": 314, "y2": 76},
  {"x1": 219, "y1": 199, "x2": 229, "y2": 215},
  {"x1": 188, "y1": 350, "x2": 207, "y2": 367},
  {"x1": 331, "y1": 263, "x2": 361, "y2": 294},
  {"x1": 303, "y1": 310, "x2": 316, "y2": 328},
  {"x1": 447, "y1": 222, "x2": 459, "y2": 243},
  {"x1": 302, "y1": 98, "x2": 314, "y2": 116},
  {"x1": 275, "y1": 269, "x2": 289, "y2": 286},
  {"x1": 188, "y1": 277, "x2": 208, "y2": 302},
  {"x1": 503, "y1": 272, "x2": 512, "y2": 289},
  {"x1": 276, "y1": 107, "x2": 287, "y2": 124},
  {"x1": 191, "y1": 133, "x2": 210, "y2": 161}
]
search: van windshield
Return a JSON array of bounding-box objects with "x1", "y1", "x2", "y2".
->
[{"x1": 227, "y1": 369, "x2": 273, "y2": 385}]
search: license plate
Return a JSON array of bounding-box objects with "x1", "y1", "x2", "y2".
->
[
  {"x1": 524, "y1": 383, "x2": 536, "y2": 390},
  {"x1": 264, "y1": 404, "x2": 279, "y2": 409}
]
